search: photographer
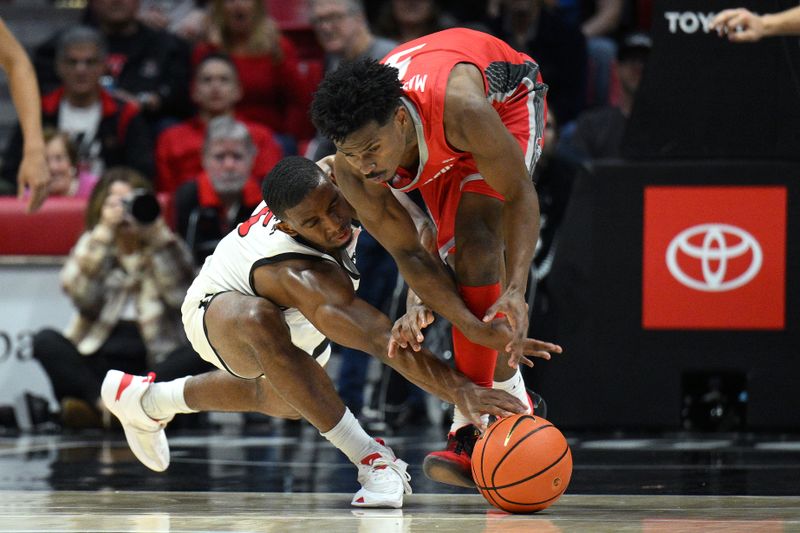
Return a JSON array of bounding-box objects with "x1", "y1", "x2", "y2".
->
[{"x1": 32, "y1": 167, "x2": 211, "y2": 429}]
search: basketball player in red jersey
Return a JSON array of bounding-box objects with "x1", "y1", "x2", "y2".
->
[{"x1": 311, "y1": 28, "x2": 562, "y2": 488}]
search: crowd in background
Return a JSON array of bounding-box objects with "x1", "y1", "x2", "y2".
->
[{"x1": 0, "y1": 0, "x2": 654, "y2": 431}]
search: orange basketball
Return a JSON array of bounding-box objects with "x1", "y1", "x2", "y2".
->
[{"x1": 471, "y1": 414, "x2": 572, "y2": 513}]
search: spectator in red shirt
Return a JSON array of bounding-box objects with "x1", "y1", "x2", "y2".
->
[
  {"x1": 155, "y1": 52, "x2": 282, "y2": 195},
  {"x1": 193, "y1": 0, "x2": 313, "y2": 153}
]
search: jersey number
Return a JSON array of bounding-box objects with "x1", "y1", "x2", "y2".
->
[{"x1": 237, "y1": 206, "x2": 274, "y2": 237}]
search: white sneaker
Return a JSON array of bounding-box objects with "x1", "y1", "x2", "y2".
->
[
  {"x1": 352, "y1": 445, "x2": 412, "y2": 509},
  {"x1": 101, "y1": 370, "x2": 172, "y2": 472}
]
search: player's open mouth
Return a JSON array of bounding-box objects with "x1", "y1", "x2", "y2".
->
[{"x1": 335, "y1": 227, "x2": 351, "y2": 243}]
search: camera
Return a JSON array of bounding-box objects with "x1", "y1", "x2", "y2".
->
[{"x1": 123, "y1": 189, "x2": 160, "y2": 225}]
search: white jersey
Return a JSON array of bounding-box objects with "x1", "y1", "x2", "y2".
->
[{"x1": 185, "y1": 201, "x2": 361, "y2": 358}]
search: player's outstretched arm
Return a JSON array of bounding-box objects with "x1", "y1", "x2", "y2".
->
[
  {"x1": 332, "y1": 154, "x2": 516, "y2": 355},
  {"x1": 0, "y1": 17, "x2": 47, "y2": 212},
  {"x1": 711, "y1": 6, "x2": 800, "y2": 41},
  {"x1": 443, "y1": 64, "x2": 541, "y2": 367},
  {"x1": 255, "y1": 259, "x2": 534, "y2": 427}
]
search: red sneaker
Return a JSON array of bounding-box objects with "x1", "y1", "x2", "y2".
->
[{"x1": 422, "y1": 424, "x2": 480, "y2": 488}]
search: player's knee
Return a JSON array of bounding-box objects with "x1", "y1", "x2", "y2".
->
[
  {"x1": 456, "y1": 234, "x2": 502, "y2": 282},
  {"x1": 239, "y1": 301, "x2": 295, "y2": 362}
]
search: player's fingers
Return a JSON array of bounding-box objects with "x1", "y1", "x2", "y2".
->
[
  {"x1": 523, "y1": 339, "x2": 562, "y2": 355},
  {"x1": 482, "y1": 301, "x2": 502, "y2": 322},
  {"x1": 387, "y1": 338, "x2": 398, "y2": 358},
  {"x1": 710, "y1": 9, "x2": 738, "y2": 28},
  {"x1": 729, "y1": 29, "x2": 759, "y2": 42},
  {"x1": 509, "y1": 354, "x2": 534, "y2": 368},
  {"x1": 27, "y1": 186, "x2": 48, "y2": 213}
]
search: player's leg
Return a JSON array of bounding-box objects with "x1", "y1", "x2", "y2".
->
[
  {"x1": 423, "y1": 190, "x2": 509, "y2": 487},
  {"x1": 103, "y1": 292, "x2": 410, "y2": 507}
]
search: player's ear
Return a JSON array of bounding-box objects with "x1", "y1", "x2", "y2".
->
[
  {"x1": 395, "y1": 105, "x2": 407, "y2": 125},
  {"x1": 275, "y1": 220, "x2": 298, "y2": 237}
]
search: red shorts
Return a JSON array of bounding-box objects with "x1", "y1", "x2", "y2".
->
[{"x1": 419, "y1": 164, "x2": 504, "y2": 260}]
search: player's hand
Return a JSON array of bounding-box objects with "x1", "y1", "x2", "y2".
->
[
  {"x1": 315, "y1": 155, "x2": 336, "y2": 178},
  {"x1": 453, "y1": 384, "x2": 528, "y2": 430},
  {"x1": 710, "y1": 8, "x2": 765, "y2": 42},
  {"x1": 388, "y1": 303, "x2": 434, "y2": 357},
  {"x1": 467, "y1": 318, "x2": 562, "y2": 368},
  {"x1": 17, "y1": 149, "x2": 48, "y2": 213},
  {"x1": 482, "y1": 286, "x2": 529, "y2": 364}
]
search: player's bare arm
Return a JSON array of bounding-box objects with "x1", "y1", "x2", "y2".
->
[
  {"x1": 0, "y1": 17, "x2": 47, "y2": 212},
  {"x1": 711, "y1": 6, "x2": 800, "y2": 41},
  {"x1": 253, "y1": 257, "x2": 532, "y2": 425},
  {"x1": 332, "y1": 153, "x2": 516, "y2": 355},
  {"x1": 443, "y1": 63, "x2": 542, "y2": 366}
]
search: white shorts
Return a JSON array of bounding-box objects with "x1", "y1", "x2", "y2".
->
[{"x1": 181, "y1": 291, "x2": 331, "y2": 379}]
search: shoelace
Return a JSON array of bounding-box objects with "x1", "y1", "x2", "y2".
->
[
  {"x1": 368, "y1": 457, "x2": 412, "y2": 495},
  {"x1": 453, "y1": 426, "x2": 479, "y2": 456}
]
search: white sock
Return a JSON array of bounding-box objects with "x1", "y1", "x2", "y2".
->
[
  {"x1": 141, "y1": 376, "x2": 197, "y2": 420},
  {"x1": 449, "y1": 406, "x2": 488, "y2": 434},
  {"x1": 321, "y1": 407, "x2": 382, "y2": 466},
  {"x1": 493, "y1": 368, "x2": 531, "y2": 414}
]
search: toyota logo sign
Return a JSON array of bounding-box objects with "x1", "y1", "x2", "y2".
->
[{"x1": 665, "y1": 223, "x2": 762, "y2": 292}]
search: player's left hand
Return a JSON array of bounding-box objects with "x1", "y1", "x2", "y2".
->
[
  {"x1": 388, "y1": 303, "x2": 434, "y2": 357},
  {"x1": 17, "y1": 149, "x2": 48, "y2": 213},
  {"x1": 454, "y1": 385, "x2": 528, "y2": 430},
  {"x1": 482, "y1": 286, "x2": 529, "y2": 366}
]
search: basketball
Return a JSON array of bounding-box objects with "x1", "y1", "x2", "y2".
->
[{"x1": 471, "y1": 414, "x2": 572, "y2": 513}]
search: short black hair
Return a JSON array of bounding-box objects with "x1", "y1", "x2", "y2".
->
[
  {"x1": 262, "y1": 156, "x2": 326, "y2": 220},
  {"x1": 311, "y1": 58, "x2": 403, "y2": 143}
]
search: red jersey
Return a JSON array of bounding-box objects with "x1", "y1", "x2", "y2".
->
[{"x1": 380, "y1": 28, "x2": 548, "y2": 194}]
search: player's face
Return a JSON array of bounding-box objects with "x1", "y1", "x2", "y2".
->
[
  {"x1": 335, "y1": 109, "x2": 409, "y2": 185},
  {"x1": 280, "y1": 179, "x2": 355, "y2": 251}
]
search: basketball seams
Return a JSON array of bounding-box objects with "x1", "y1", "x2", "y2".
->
[
  {"x1": 474, "y1": 415, "x2": 525, "y2": 509},
  {"x1": 490, "y1": 423, "x2": 555, "y2": 488},
  {"x1": 473, "y1": 415, "x2": 572, "y2": 513}
]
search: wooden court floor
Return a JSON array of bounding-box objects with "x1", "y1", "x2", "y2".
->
[{"x1": 0, "y1": 423, "x2": 798, "y2": 532}]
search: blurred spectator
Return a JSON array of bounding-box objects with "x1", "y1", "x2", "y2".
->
[
  {"x1": 554, "y1": 0, "x2": 625, "y2": 107},
  {"x1": 711, "y1": 5, "x2": 800, "y2": 41},
  {"x1": 43, "y1": 129, "x2": 98, "y2": 198},
  {"x1": 31, "y1": 167, "x2": 212, "y2": 429},
  {"x1": 374, "y1": 0, "x2": 455, "y2": 44},
  {"x1": 33, "y1": 0, "x2": 193, "y2": 131},
  {"x1": 174, "y1": 116, "x2": 261, "y2": 264},
  {"x1": 561, "y1": 32, "x2": 651, "y2": 162},
  {"x1": 155, "y1": 52, "x2": 282, "y2": 195},
  {"x1": 489, "y1": 0, "x2": 588, "y2": 125},
  {"x1": 2, "y1": 26, "x2": 154, "y2": 186},
  {"x1": 0, "y1": 16, "x2": 48, "y2": 211},
  {"x1": 138, "y1": 0, "x2": 209, "y2": 42},
  {"x1": 308, "y1": 0, "x2": 396, "y2": 160},
  {"x1": 193, "y1": 0, "x2": 313, "y2": 152}
]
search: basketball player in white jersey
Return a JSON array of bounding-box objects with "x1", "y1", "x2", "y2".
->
[{"x1": 101, "y1": 156, "x2": 557, "y2": 508}]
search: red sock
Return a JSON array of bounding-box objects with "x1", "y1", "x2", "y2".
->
[{"x1": 452, "y1": 283, "x2": 501, "y2": 388}]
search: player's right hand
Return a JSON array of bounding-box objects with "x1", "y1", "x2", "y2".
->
[
  {"x1": 17, "y1": 150, "x2": 48, "y2": 213},
  {"x1": 710, "y1": 8, "x2": 765, "y2": 42},
  {"x1": 467, "y1": 318, "x2": 562, "y2": 367},
  {"x1": 454, "y1": 385, "x2": 527, "y2": 430},
  {"x1": 388, "y1": 303, "x2": 434, "y2": 357}
]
